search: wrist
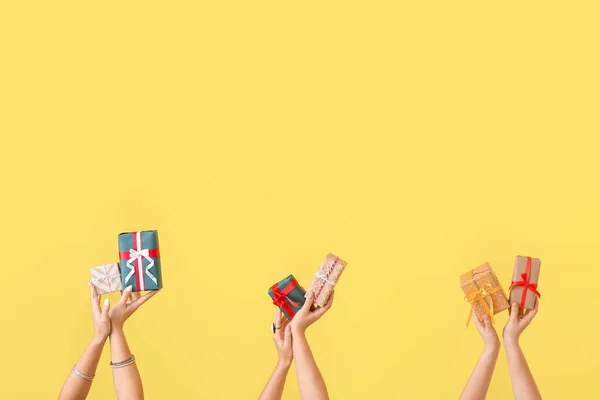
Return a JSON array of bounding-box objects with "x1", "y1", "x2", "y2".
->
[
  {"x1": 482, "y1": 345, "x2": 500, "y2": 357},
  {"x1": 504, "y1": 338, "x2": 520, "y2": 349},
  {"x1": 290, "y1": 325, "x2": 306, "y2": 336},
  {"x1": 91, "y1": 334, "x2": 108, "y2": 346},
  {"x1": 111, "y1": 324, "x2": 124, "y2": 334},
  {"x1": 277, "y1": 359, "x2": 292, "y2": 369}
]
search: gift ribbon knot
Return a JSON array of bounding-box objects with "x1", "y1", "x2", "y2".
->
[
  {"x1": 271, "y1": 278, "x2": 301, "y2": 319},
  {"x1": 272, "y1": 293, "x2": 301, "y2": 309},
  {"x1": 125, "y1": 248, "x2": 158, "y2": 287},
  {"x1": 315, "y1": 273, "x2": 337, "y2": 286},
  {"x1": 465, "y1": 282, "x2": 500, "y2": 327},
  {"x1": 91, "y1": 264, "x2": 121, "y2": 292},
  {"x1": 92, "y1": 274, "x2": 121, "y2": 283},
  {"x1": 313, "y1": 256, "x2": 340, "y2": 302}
]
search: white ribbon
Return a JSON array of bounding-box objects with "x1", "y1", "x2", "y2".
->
[
  {"x1": 315, "y1": 273, "x2": 336, "y2": 286},
  {"x1": 91, "y1": 274, "x2": 121, "y2": 284},
  {"x1": 125, "y1": 248, "x2": 158, "y2": 287},
  {"x1": 91, "y1": 264, "x2": 121, "y2": 292}
]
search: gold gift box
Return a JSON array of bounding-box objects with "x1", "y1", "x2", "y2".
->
[{"x1": 460, "y1": 262, "x2": 509, "y2": 325}]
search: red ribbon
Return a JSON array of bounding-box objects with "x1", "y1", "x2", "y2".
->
[
  {"x1": 271, "y1": 278, "x2": 301, "y2": 319},
  {"x1": 509, "y1": 257, "x2": 541, "y2": 308},
  {"x1": 119, "y1": 249, "x2": 160, "y2": 260}
]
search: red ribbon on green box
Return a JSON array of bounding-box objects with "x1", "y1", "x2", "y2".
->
[{"x1": 269, "y1": 276, "x2": 304, "y2": 320}]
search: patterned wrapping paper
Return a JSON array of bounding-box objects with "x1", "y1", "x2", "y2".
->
[
  {"x1": 460, "y1": 263, "x2": 509, "y2": 325},
  {"x1": 90, "y1": 263, "x2": 122, "y2": 295},
  {"x1": 307, "y1": 253, "x2": 347, "y2": 307},
  {"x1": 509, "y1": 255, "x2": 541, "y2": 310},
  {"x1": 268, "y1": 275, "x2": 306, "y2": 321},
  {"x1": 118, "y1": 230, "x2": 162, "y2": 292}
]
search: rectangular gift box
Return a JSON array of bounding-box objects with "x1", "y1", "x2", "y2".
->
[
  {"x1": 268, "y1": 275, "x2": 306, "y2": 321},
  {"x1": 509, "y1": 255, "x2": 541, "y2": 310},
  {"x1": 460, "y1": 262, "x2": 509, "y2": 323},
  {"x1": 307, "y1": 253, "x2": 347, "y2": 307},
  {"x1": 118, "y1": 230, "x2": 162, "y2": 292},
  {"x1": 90, "y1": 263, "x2": 122, "y2": 294}
]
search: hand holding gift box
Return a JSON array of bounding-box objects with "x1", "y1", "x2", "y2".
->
[
  {"x1": 118, "y1": 230, "x2": 163, "y2": 292},
  {"x1": 460, "y1": 262, "x2": 509, "y2": 327},
  {"x1": 307, "y1": 253, "x2": 347, "y2": 307},
  {"x1": 268, "y1": 275, "x2": 306, "y2": 321},
  {"x1": 90, "y1": 262, "x2": 122, "y2": 294},
  {"x1": 509, "y1": 256, "x2": 541, "y2": 313}
]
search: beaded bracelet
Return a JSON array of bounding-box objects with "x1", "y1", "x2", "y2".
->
[
  {"x1": 110, "y1": 354, "x2": 136, "y2": 369},
  {"x1": 72, "y1": 365, "x2": 95, "y2": 381}
]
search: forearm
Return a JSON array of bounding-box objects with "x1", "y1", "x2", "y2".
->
[
  {"x1": 110, "y1": 328, "x2": 144, "y2": 400},
  {"x1": 459, "y1": 347, "x2": 499, "y2": 400},
  {"x1": 258, "y1": 361, "x2": 291, "y2": 400},
  {"x1": 58, "y1": 336, "x2": 106, "y2": 400},
  {"x1": 292, "y1": 329, "x2": 328, "y2": 400},
  {"x1": 505, "y1": 342, "x2": 542, "y2": 400}
]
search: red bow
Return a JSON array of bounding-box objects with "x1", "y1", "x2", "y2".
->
[
  {"x1": 509, "y1": 257, "x2": 541, "y2": 308},
  {"x1": 271, "y1": 278, "x2": 301, "y2": 319}
]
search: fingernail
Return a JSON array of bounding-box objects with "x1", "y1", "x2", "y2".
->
[
  {"x1": 125, "y1": 285, "x2": 133, "y2": 291},
  {"x1": 104, "y1": 298, "x2": 109, "y2": 307}
]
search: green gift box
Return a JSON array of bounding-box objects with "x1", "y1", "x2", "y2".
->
[
  {"x1": 268, "y1": 275, "x2": 306, "y2": 320},
  {"x1": 118, "y1": 230, "x2": 162, "y2": 292}
]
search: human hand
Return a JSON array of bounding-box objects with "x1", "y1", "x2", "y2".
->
[
  {"x1": 272, "y1": 310, "x2": 293, "y2": 367},
  {"x1": 503, "y1": 301, "x2": 539, "y2": 347},
  {"x1": 472, "y1": 312, "x2": 500, "y2": 353},
  {"x1": 108, "y1": 285, "x2": 158, "y2": 332},
  {"x1": 290, "y1": 290, "x2": 334, "y2": 334},
  {"x1": 89, "y1": 282, "x2": 111, "y2": 343}
]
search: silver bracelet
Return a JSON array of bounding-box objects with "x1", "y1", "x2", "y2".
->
[
  {"x1": 72, "y1": 365, "x2": 95, "y2": 381},
  {"x1": 110, "y1": 354, "x2": 136, "y2": 369}
]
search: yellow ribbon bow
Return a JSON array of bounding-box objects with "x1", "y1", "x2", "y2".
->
[{"x1": 465, "y1": 282, "x2": 501, "y2": 327}]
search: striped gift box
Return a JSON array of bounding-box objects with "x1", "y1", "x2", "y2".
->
[{"x1": 90, "y1": 263, "x2": 122, "y2": 295}]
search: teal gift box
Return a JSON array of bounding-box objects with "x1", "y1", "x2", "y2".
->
[
  {"x1": 118, "y1": 230, "x2": 162, "y2": 292},
  {"x1": 268, "y1": 275, "x2": 306, "y2": 320}
]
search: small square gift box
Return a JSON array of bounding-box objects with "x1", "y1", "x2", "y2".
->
[
  {"x1": 90, "y1": 263, "x2": 122, "y2": 294},
  {"x1": 307, "y1": 253, "x2": 347, "y2": 307},
  {"x1": 509, "y1": 256, "x2": 541, "y2": 312},
  {"x1": 460, "y1": 263, "x2": 509, "y2": 326},
  {"x1": 268, "y1": 275, "x2": 306, "y2": 321},
  {"x1": 118, "y1": 230, "x2": 162, "y2": 292}
]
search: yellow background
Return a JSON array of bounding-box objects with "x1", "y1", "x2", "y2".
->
[{"x1": 1, "y1": 1, "x2": 599, "y2": 399}]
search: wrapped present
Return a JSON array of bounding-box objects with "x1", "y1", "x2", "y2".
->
[
  {"x1": 268, "y1": 275, "x2": 306, "y2": 321},
  {"x1": 118, "y1": 230, "x2": 162, "y2": 292},
  {"x1": 307, "y1": 253, "x2": 347, "y2": 307},
  {"x1": 460, "y1": 263, "x2": 509, "y2": 326},
  {"x1": 509, "y1": 256, "x2": 541, "y2": 311},
  {"x1": 90, "y1": 263, "x2": 122, "y2": 294}
]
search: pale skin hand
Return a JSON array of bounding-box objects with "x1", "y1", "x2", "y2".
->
[
  {"x1": 289, "y1": 291, "x2": 334, "y2": 400},
  {"x1": 503, "y1": 301, "x2": 542, "y2": 400},
  {"x1": 58, "y1": 283, "x2": 111, "y2": 400},
  {"x1": 258, "y1": 311, "x2": 293, "y2": 400},
  {"x1": 109, "y1": 286, "x2": 158, "y2": 400},
  {"x1": 459, "y1": 312, "x2": 500, "y2": 400}
]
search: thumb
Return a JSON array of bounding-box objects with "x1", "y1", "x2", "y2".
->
[
  {"x1": 119, "y1": 285, "x2": 133, "y2": 305},
  {"x1": 301, "y1": 291, "x2": 314, "y2": 312},
  {"x1": 101, "y1": 298, "x2": 110, "y2": 319},
  {"x1": 509, "y1": 302, "x2": 519, "y2": 322}
]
